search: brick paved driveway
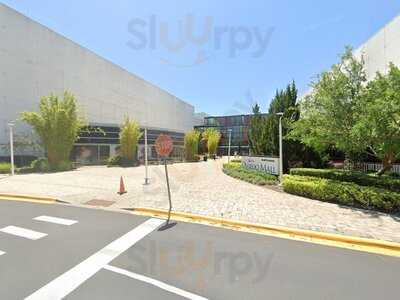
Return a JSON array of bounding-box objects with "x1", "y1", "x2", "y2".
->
[{"x1": 0, "y1": 159, "x2": 399, "y2": 242}]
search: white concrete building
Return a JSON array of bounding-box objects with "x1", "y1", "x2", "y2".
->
[
  {"x1": 0, "y1": 4, "x2": 196, "y2": 164},
  {"x1": 354, "y1": 14, "x2": 400, "y2": 80}
]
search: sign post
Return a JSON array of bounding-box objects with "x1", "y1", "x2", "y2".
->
[
  {"x1": 155, "y1": 134, "x2": 175, "y2": 230},
  {"x1": 144, "y1": 127, "x2": 149, "y2": 185},
  {"x1": 8, "y1": 122, "x2": 15, "y2": 176}
]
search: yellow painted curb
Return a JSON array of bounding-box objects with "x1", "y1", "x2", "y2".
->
[
  {"x1": 0, "y1": 193, "x2": 57, "y2": 204},
  {"x1": 130, "y1": 207, "x2": 400, "y2": 258}
]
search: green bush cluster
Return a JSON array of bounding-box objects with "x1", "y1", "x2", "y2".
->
[
  {"x1": 31, "y1": 158, "x2": 50, "y2": 172},
  {"x1": 223, "y1": 162, "x2": 278, "y2": 186},
  {"x1": 283, "y1": 175, "x2": 400, "y2": 213},
  {"x1": 230, "y1": 158, "x2": 242, "y2": 163},
  {"x1": 190, "y1": 154, "x2": 200, "y2": 162},
  {"x1": 107, "y1": 155, "x2": 136, "y2": 167},
  {"x1": 16, "y1": 158, "x2": 72, "y2": 174},
  {"x1": 0, "y1": 162, "x2": 11, "y2": 174},
  {"x1": 290, "y1": 168, "x2": 400, "y2": 192}
]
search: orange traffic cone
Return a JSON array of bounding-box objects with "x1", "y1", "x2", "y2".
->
[{"x1": 118, "y1": 176, "x2": 127, "y2": 195}]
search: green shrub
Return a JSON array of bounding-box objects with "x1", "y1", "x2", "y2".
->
[
  {"x1": 31, "y1": 158, "x2": 50, "y2": 172},
  {"x1": 54, "y1": 160, "x2": 73, "y2": 172},
  {"x1": 186, "y1": 154, "x2": 200, "y2": 162},
  {"x1": 223, "y1": 163, "x2": 278, "y2": 186},
  {"x1": 184, "y1": 130, "x2": 200, "y2": 161},
  {"x1": 107, "y1": 155, "x2": 135, "y2": 167},
  {"x1": 107, "y1": 155, "x2": 122, "y2": 167},
  {"x1": 283, "y1": 175, "x2": 400, "y2": 213},
  {"x1": 0, "y1": 162, "x2": 11, "y2": 174},
  {"x1": 290, "y1": 168, "x2": 400, "y2": 192},
  {"x1": 230, "y1": 158, "x2": 242, "y2": 163},
  {"x1": 16, "y1": 166, "x2": 35, "y2": 174}
]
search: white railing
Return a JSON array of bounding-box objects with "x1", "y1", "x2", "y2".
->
[{"x1": 359, "y1": 162, "x2": 400, "y2": 174}]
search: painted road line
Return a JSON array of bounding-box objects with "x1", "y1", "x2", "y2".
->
[
  {"x1": 104, "y1": 265, "x2": 208, "y2": 300},
  {"x1": 0, "y1": 226, "x2": 47, "y2": 240},
  {"x1": 25, "y1": 218, "x2": 165, "y2": 300},
  {"x1": 0, "y1": 250, "x2": 5, "y2": 256},
  {"x1": 33, "y1": 216, "x2": 78, "y2": 226}
]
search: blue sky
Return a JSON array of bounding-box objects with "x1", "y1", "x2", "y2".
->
[{"x1": 2, "y1": 0, "x2": 400, "y2": 115}]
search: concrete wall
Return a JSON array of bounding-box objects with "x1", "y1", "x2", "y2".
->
[
  {"x1": 354, "y1": 14, "x2": 400, "y2": 80},
  {"x1": 0, "y1": 4, "x2": 195, "y2": 155}
]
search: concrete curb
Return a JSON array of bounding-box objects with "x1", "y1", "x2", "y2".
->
[
  {"x1": 130, "y1": 207, "x2": 400, "y2": 257},
  {"x1": 0, "y1": 193, "x2": 58, "y2": 204}
]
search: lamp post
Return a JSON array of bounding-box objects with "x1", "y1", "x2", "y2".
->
[
  {"x1": 227, "y1": 128, "x2": 232, "y2": 163},
  {"x1": 276, "y1": 112, "x2": 284, "y2": 183},
  {"x1": 144, "y1": 127, "x2": 149, "y2": 185},
  {"x1": 8, "y1": 122, "x2": 15, "y2": 176}
]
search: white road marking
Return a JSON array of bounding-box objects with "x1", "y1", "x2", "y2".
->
[
  {"x1": 104, "y1": 265, "x2": 208, "y2": 300},
  {"x1": 25, "y1": 218, "x2": 165, "y2": 300},
  {"x1": 33, "y1": 216, "x2": 78, "y2": 226},
  {"x1": 0, "y1": 250, "x2": 5, "y2": 256},
  {"x1": 0, "y1": 226, "x2": 47, "y2": 240}
]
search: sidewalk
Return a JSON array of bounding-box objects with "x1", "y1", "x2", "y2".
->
[{"x1": 0, "y1": 159, "x2": 399, "y2": 242}]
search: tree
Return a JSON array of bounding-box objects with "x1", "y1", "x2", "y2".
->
[
  {"x1": 21, "y1": 91, "x2": 85, "y2": 169},
  {"x1": 248, "y1": 103, "x2": 267, "y2": 155},
  {"x1": 353, "y1": 63, "x2": 400, "y2": 174},
  {"x1": 202, "y1": 128, "x2": 221, "y2": 155},
  {"x1": 184, "y1": 130, "x2": 201, "y2": 161},
  {"x1": 289, "y1": 47, "x2": 367, "y2": 159},
  {"x1": 119, "y1": 116, "x2": 142, "y2": 163},
  {"x1": 264, "y1": 81, "x2": 299, "y2": 156}
]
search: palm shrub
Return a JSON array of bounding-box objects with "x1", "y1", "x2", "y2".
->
[
  {"x1": 202, "y1": 128, "x2": 221, "y2": 156},
  {"x1": 184, "y1": 130, "x2": 200, "y2": 161},
  {"x1": 21, "y1": 91, "x2": 85, "y2": 170},
  {"x1": 119, "y1": 116, "x2": 142, "y2": 164}
]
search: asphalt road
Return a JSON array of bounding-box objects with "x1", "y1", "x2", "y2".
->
[{"x1": 0, "y1": 200, "x2": 399, "y2": 300}]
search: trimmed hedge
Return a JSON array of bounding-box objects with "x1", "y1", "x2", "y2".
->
[
  {"x1": 283, "y1": 175, "x2": 400, "y2": 213},
  {"x1": 0, "y1": 162, "x2": 11, "y2": 174},
  {"x1": 223, "y1": 162, "x2": 278, "y2": 186},
  {"x1": 230, "y1": 158, "x2": 242, "y2": 163},
  {"x1": 290, "y1": 168, "x2": 400, "y2": 192}
]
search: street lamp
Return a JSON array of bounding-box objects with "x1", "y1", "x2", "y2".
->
[
  {"x1": 276, "y1": 112, "x2": 284, "y2": 183},
  {"x1": 8, "y1": 122, "x2": 15, "y2": 176},
  {"x1": 227, "y1": 128, "x2": 232, "y2": 163}
]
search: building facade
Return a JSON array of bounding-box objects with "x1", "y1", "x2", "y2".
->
[
  {"x1": 354, "y1": 14, "x2": 400, "y2": 80},
  {"x1": 195, "y1": 114, "x2": 261, "y2": 156},
  {"x1": 0, "y1": 4, "x2": 196, "y2": 164}
]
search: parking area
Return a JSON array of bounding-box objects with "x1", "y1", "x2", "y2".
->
[{"x1": 0, "y1": 200, "x2": 400, "y2": 299}]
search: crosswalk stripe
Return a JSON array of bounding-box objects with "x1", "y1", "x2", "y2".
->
[
  {"x1": 34, "y1": 216, "x2": 78, "y2": 226},
  {"x1": 0, "y1": 226, "x2": 47, "y2": 240},
  {"x1": 104, "y1": 265, "x2": 208, "y2": 300},
  {"x1": 25, "y1": 218, "x2": 165, "y2": 300},
  {"x1": 0, "y1": 250, "x2": 5, "y2": 256}
]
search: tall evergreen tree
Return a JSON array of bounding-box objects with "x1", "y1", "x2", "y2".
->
[
  {"x1": 248, "y1": 103, "x2": 267, "y2": 155},
  {"x1": 265, "y1": 81, "x2": 299, "y2": 157}
]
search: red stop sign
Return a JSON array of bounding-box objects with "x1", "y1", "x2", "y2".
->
[{"x1": 155, "y1": 134, "x2": 173, "y2": 157}]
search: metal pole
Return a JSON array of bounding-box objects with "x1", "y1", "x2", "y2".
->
[
  {"x1": 144, "y1": 127, "x2": 149, "y2": 185},
  {"x1": 164, "y1": 158, "x2": 172, "y2": 225},
  {"x1": 279, "y1": 115, "x2": 283, "y2": 183},
  {"x1": 8, "y1": 123, "x2": 15, "y2": 176},
  {"x1": 228, "y1": 129, "x2": 232, "y2": 163}
]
